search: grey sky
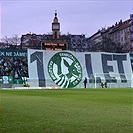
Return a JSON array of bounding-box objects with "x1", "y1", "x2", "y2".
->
[{"x1": 0, "y1": 0, "x2": 132, "y2": 39}]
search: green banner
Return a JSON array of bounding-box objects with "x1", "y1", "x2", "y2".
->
[
  {"x1": 0, "y1": 76, "x2": 13, "y2": 84},
  {"x1": 14, "y1": 79, "x2": 23, "y2": 84},
  {"x1": 0, "y1": 76, "x2": 23, "y2": 84},
  {"x1": 0, "y1": 49, "x2": 27, "y2": 58}
]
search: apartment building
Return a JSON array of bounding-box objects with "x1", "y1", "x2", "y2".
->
[{"x1": 89, "y1": 14, "x2": 133, "y2": 53}]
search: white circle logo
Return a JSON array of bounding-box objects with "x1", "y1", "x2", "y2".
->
[{"x1": 48, "y1": 52, "x2": 82, "y2": 88}]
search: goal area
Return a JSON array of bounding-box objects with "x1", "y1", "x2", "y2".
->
[{"x1": 88, "y1": 73, "x2": 132, "y2": 88}]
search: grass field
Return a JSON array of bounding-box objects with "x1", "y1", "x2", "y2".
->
[{"x1": 0, "y1": 88, "x2": 133, "y2": 133}]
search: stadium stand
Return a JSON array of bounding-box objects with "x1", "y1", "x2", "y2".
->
[{"x1": 0, "y1": 57, "x2": 28, "y2": 77}]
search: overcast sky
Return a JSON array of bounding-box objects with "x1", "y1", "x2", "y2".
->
[{"x1": 0, "y1": 0, "x2": 132, "y2": 39}]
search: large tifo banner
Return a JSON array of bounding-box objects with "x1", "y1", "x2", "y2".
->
[{"x1": 28, "y1": 49, "x2": 132, "y2": 88}]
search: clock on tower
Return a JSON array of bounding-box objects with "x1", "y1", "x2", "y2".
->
[{"x1": 52, "y1": 23, "x2": 60, "y2": 30}]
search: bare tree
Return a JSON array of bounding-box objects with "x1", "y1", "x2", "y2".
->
[
  {"x1": 10, "y1": 34, "x2": 21, "y2": 46},
  {"x1": 1, "y1": 34, "x2": 21, "y2": 49},
  {"x1": 90, "y1": 36, "x2": 126, "y2": 53},
  {"x1": 1, "y1": 36, "x2": 11, "y2": 48},
  {"x1": 98, "y1": 37, "x2": 125, "y2": 53}
]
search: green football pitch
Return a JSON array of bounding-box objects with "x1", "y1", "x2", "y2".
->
[{"x1": 0, "y1": 88, "x2": 133, "y2": 133}]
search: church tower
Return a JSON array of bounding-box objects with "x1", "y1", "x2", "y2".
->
[{"x1": 52, "y1": 10, "x2": 60, "y2": 39}]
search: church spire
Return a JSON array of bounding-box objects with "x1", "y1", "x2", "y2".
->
[
  {"x1": 53, "y1": 10, "x2": 58, "y2": 23},
  {"x1": 55, "y1": 10, "x2": 57, "y2": 17}
]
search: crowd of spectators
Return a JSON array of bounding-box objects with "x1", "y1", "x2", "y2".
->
[{"x1": 0, "y1": 57, "x2": 28, "y2": 78}]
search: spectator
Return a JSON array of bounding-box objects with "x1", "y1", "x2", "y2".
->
[
  {"x1": 101, "y1": 82, "x2": 104, "y2": 88},
  {"x1": 0, "y1": 57, "x2": 28, "y2": 78},
  {"x1": 83, "y1": 77, "x2": 87, "y2": 88},
  {"x1": 105, "y1": 81, "x2": 107, "y2": 88}
]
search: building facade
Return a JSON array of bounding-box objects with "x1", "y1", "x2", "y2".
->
[{"x1": 89, "y1": 14, "x2": 133, "y2": 53}]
